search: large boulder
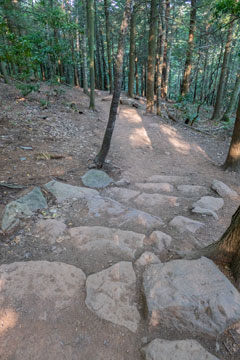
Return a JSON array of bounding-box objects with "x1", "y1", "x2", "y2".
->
[
  {"x1": 44, "y1": 180, "x2": 98, "y2": 202},
  {"x1": 86, "y1": 262, "x2": 140, "y2": 332},
  {"x1": 81, "y1": 169, "x2": 113, "y2": 188},
  {"x1": 2, "y1": 187, "x2": 47, "y2": 231},
  {"x1": 142, "y1": 339, "x2": 219, "y2": 360},
  {"x1": 143, "y1": 257, "x2": 240, "y2": 336}
]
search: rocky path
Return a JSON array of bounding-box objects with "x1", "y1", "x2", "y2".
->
[{"x1": 1, "y1": 95, "x2": 240, "y2": 360}]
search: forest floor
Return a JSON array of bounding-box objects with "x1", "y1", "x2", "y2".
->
[{"x1": 0, "y1": 81, "x2": 240, "y2": 360}]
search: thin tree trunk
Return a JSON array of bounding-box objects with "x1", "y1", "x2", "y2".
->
[
  {"x1": 161, "y1": 0, "x2": 170, "y2": 99},
  {"x1": 99, "y1": 27, "x2": 108, "y2": 90},
  {"x1": 156, "y1": 8, "x2": 165, "y2": 116},
  {"x1": 221, "y1": 72, "x2": 240, "y2": 122},
  {"x1": 128, "y1": 4, "x2": 136, "y2": 98},
  {"x1": 135, "y1": 51, "x2": 139, "y2": 96},
  {"x1": 211, "y1": 21, "x2": 234, "y2": 120},
  {"x1": 0, "y1": 61, "x2": 10, "y2": 84},
  {"x1": 181, "y1": 0, "x2": 197, "y2": 97},
  {"x1": 146, "y1": 0, "x2": 158, "y2": 112},
  {"x1": 81, "y1": 0, "x2": 89, "y2": 95},
  {"x1": 87, "y1": 0, "x2": 95, "y2": 109},
  {"x1": 95, "y1": 0, "x2": 103, "y2": 90},
  {"x1": 94, "y1": 0, "x2": 132, "y2": 167},
  {"x1": 104, "y1": 0, "x2": 113, "y2": 93},
  {"x1": 223, "y1": 96, "x2": 240, "y2": 172}
]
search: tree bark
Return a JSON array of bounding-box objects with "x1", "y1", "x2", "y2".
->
[
  {"x1": 82, "y1": 0, "x2": 89, "y2": 95},
  {"x1": 180, "y1": 0, "x2": 197, "y2": 97},
  {"x1": 87, "y1": 0, "x2": 95, "y2": 109},
  {"x1": 94, "y1": 0, "x2": 103, "y2": 90},
  {"x1": 221, "y1": 72, "x2": 240, "y2": 122},
  {"x1": 104, "y1": 0, "x2": 113, "y2": 93},
  {"x1": 211, "y1": 21, "x2": 234, "y2": 121},
  {"x1": 161, "y1": 0, "x2": 170, "y2": 99},
  {"x1": 223, "y1": 95, "x2": 240, "y2": 172},
  {"x1": 146, "y1": 0, "x2": 158, "y2": 112},
  {"x1": 156, "y1": 7, "x2": 165, "y2": 116},
  {"x1": 94, "y1": 0, "x2": 132, "y2": 167},
  {"x1": 185, "y1": 206, "x2": 240, "y2": 285},
  {"x1": 128, "y1": 3, "x2": 136, "y2": 98}
]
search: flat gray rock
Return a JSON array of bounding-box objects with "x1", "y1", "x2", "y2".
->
[
  {"x1": 191, "y1": 206, "x2": 218, "y2": 220},
  {"x1": 177, "y1": 185, "x2": 207, "y2": 196},
  {"x1": 33, "y1": 219, "x2": 67, "y2": 244},
  {"x1": 104, "y1": 187, "x2": 140, "y2": 203},
  {"x1": 135, "y1": 183, "x2": 174, "y2": 193},
  {"x1": 68, "y1": 226, "x2": 145, "y2": 259},
  {"x1": 2, "y1": 187, "x2": 47, "y2": 231},
  {"x1": 133, "y1": 193, "x2": 178, "y2": 215},
  {"x1": 86, "y1": 261, "x2": 140, "y2": 332},
  {"x1": 135, "y1": 252, "x2": 160, "y2": 267},
  {"x1": 143, "y1": 257, "x2": 240, "y2": 336},
  {"x1": 148, "y1": 175, "x2": 188, "y2": 183},
  {"x1": 148, "y1": 231, "x2": 173, "y2": 253},
  {"x1": 192, "y1": 196, "x2": 224, "y2": 212},
  {"x1": 211, "y1": 179, "x2": 238, "y2": 200},
  {"x1": 142, "y1": 339, "x2": 219, "y2": 360},
  {"x1": 81, "y1": 169, "x2": 113, "y2": 188},
  {"x1": 169, "y1": 216, "x2": 204, "y2": 233},
  {"x1": 44, "y1": 180, "x2": 98, "y2": 202}
]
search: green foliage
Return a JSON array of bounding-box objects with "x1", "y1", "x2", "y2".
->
[
  {"x1": 215, "y1": 0, "x2": 240, "y2": 16},
  {"x1": 15, "y1": 82, "x2": 40, "y2": 97}
]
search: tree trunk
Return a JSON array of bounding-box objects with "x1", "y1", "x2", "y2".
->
[
  {"x1": 187, "y1": 206, "x2": 240, "y2": 285},
  {"x1": 87, "y1": 0, "x2": 95, "y2": 109},
  {"x1": 161, "y1": 0, "x2": 170, "y2": 99},
  {"x1": 99, "y1": 26, "x2": 108, "y2": 90},
  {"x1": 0, "y1": 61, "x2": 10, "y2": 84},
  {"x1": 104, "y1": 0, "x2": 113, "y2": 93},
  {"x1": 94, "y1": 0, "x2": 132, "y2": 167},
  {"x1": 180, "y1": 0, "x2": 197, "y2": 97},
  {"x1": 135, "y1": 51, "x2": 139, "y2": 95},
  {"x1": 211, "y1": 21, "x2": 234, "y2": 121},
  {"x1": 221, "y1": 72, "x2": 240, "y2": 122},
  {"x1": 94, "y1": 0, "x2": 103, "y2": 90},
  {"x1": 146, "y1": 0, "x2": 158, "y2": 112},
  {"x1": 81, "y1": 0, "x2": 89, "y2": 95},
  {"x1": 128, "y1": 4, "x2": 136, "y2": 98},
  {"x1": 223, "y1": 95, "x2": 240, "y2": 172},
  {"x1": 156, "y1": 8, "x2": 165, "y2": 116}
]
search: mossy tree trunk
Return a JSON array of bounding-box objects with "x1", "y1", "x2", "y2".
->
[{"x1": 221, "y1": 72, "x2": 240, "y2": 122}]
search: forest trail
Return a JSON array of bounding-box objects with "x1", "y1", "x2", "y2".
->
[{"x1": 1, "y1": 84, "x2": 240, "y2": 359}]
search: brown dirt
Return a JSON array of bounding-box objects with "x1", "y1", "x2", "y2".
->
[{"x1": 0, "y1": 81, "x2": 240, "y2": 359}]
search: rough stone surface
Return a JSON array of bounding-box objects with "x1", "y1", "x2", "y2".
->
[
  {"x1": 143, "y1": 257, "x2": 240, "y2": 336},
  {"x1": 135, "y1": 183, "x2": 174, "y2": 193},
  {"x1": 86, "y1": 261, "x2": 140, "y2": 332},
  {"x1": 133, "y1": 193, "x2": 178, "y2": 214},
  {"x1": 148, "y1": 231, "x2": 173, "y2": 252},
  {"x1": 33, "y1": 219, "x2": 67, "y2": 244},
  {"x1": 142, "y1": 339, "x2": 219, "y2": 360},
  {"x1": 2, "y1": 187, "x2": 47, "y2": 231},
  {"x1": 104, "y1": 187, "x2": 140, "y2": 203},
  {"x1": 84, "y1": 195, "x2": 164, "y2": 233},
  {"x1": 68, "y1": 226, "x2": 144, "y2": 259},
  {"x1": 192, "y1": 196, "x2": 224, "y2": 212},
  {"x1": 148, "y1": 175, "x2": 188, "y2": 183},
  {"x1": 44, "y1": 180, "x2": 98, "y2": 202},
  {"x1": 135, "y1": 252, "x2": 160, "y2": 267},
  {"x1": 115, "y1": 178, "x2": 131, "y2": 186},
  {"x1": 0, "y1": 261, "x2": 86, "y2": 311},
  {"x1": 81, "y1": 169, "x2": 113, "y2": 188},
  {"x1": 177, "y1": 185, "x2": 207, "y2": 196},
  {"x1": 191, "y1": 206, "x2": 218, "y2": 220},
  {"x1": 169, "y1": 216, "x2": 204, "y2": 233},
  {"x1": 211, "y1": 179, "x2": 238, "y2": 200}
]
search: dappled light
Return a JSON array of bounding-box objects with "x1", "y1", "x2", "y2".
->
[
  {"x1": 0, "y1": 308, "x2": 19, "y2": 335},
  {"x1": 129, "y1": 127, "x2": 153, "y2": 148}
]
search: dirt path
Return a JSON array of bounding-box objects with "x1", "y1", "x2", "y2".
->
[{"x1": 0, "y1": 84, "x2": 240, "y2": 360}]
